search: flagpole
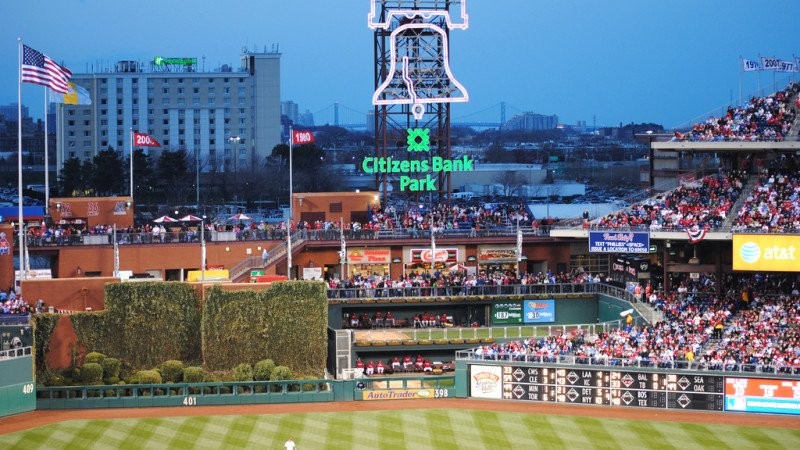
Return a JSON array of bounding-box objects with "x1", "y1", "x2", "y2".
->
[
  {"x1": 129, "y1": 128, "x2": 134, "y2": 200},
  {"x1": 17, "y1": 38, "x2": 25, "y2": 285},
  {"x1": 287, "y1": 127, "x2": 293, "y2": 279},
  {"x1": 738, "y1": 55, "x2": 742, "y2": 107}
]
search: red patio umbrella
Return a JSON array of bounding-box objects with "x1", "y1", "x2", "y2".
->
[{"x1": 153, "y1": 215, "x2": 179, "y2": 223}]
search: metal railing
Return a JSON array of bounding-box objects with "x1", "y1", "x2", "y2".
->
[
  {"x1": 327, "y1": 282, "x2": 595, "y2": 300},
  {"x1": 356, "y1": 319, "x2": 636, "y2": 342},
  {"x1": 20, "y1": 226, "x2": 546, "y2": 248},
  {"x1": 0, "y1": 346, "x2": 32, "y2": 360},
  {"x1": 454, "y1": 350, "x2": 800, "y2": 376}
]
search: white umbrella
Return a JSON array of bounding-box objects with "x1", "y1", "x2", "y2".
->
[
  {"x1": 179, "y1": 214, "x2": 203, "y2": 222},
  {"x1": 153, "y1": 215, "x2": 179, "y2": 223},
  {"x1": 228, "y1": 213, "x2": 251, "y2": 221}
]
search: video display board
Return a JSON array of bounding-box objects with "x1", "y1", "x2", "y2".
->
[{"x1": 725, "y1": 377, "x2": 800, "y2": 415}]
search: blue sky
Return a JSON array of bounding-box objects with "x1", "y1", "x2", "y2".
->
[{"x1": 2, "y1": 0, "x2": 798, "y2": 129}]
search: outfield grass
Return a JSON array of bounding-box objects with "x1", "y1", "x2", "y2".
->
[{"x1": 1, "y1": 409, "x2": 798, "y2": 449}]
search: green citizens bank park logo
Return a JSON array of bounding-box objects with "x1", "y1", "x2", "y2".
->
[{"x1": 362, "y1": 128, "x2": 475, "y2": 191}]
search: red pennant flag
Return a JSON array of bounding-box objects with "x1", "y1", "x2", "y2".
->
[
  {"x1": 292, "y1": 130, "x2": 314, "y2": 145},
  {"x1": 133, "y1": 132, "x2": 161, "y2": 147}
]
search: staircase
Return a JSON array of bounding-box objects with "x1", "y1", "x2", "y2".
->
[
  {"x1": 228, "y1": 233, "x2": 306, "y2": 282},
  {"x1": 633, "y1": 301, "x2": 665, "y2": 324},
  {"x1": 721, "y1": 175, "x2": 759, "y2": 230}
]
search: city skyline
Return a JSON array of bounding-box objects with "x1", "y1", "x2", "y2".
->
[{"x1": 2, "y1": 0, "x2": 798, "y2": 129}]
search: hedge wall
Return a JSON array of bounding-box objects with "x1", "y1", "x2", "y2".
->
[
  {"x1": 32, "y1": 313, "x2": 60, "y2": 370},
  {"x1": 203, "y1": 281, "x2": 327, "y2": 375},
  {"x1": 100, "y1": 282, "x2": 201, "y2": 368}
]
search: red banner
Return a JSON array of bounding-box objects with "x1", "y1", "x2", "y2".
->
[
  {"x1": 133, "y1": 132, "x2": 161, "y2": 147},
  {"x1": 292, "y1": 130, "x2": 314, "y2": 145}
]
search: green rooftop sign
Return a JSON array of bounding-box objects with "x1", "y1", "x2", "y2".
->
[{"x1": 153, "y1": 56, "x2": 198, "y2": 66}]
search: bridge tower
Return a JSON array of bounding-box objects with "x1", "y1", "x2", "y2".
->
[
  {"x1": 369, "y1": 1, "x2": 469, "y2": 201},
  {"x1": 500, "y1": 102, "x2": 507, "y2": 127},
  {"x1": 334, "y1": 102, "x2": 340, "y2": 127}
]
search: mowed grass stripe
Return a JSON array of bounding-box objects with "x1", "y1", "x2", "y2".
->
[
  {"x1": 325, "y1": 411, "x2": 356, "y2": 449},
  {"x1": 519, "y1": 412, "x2": 567, "y2": 449},
  {"x1": 425, "y1": 409, "x2": 458, "y2": 449},
  {"x1": 679, "y1": 422, "x2": 733, "y2": 450},
  {"x1": 731, "y1": 424, "x2": 800, "y2": 449},
  {"x1": 220, "y1": 415, "x2": 259, "y2": 449},
  {"x1": 66, "y1": 420, "x2": 117, "y2": 450},
  {"x1": 165, "y1": 415, "x2": 213, "y2": 449},
  {"x1": 573, "y1": 417, "x2": 623, "y2": 450},
  {"x1": 112, "y1": 418, "x2": 162, "y2": 450},
  {"x1": 627, "y1": 420, "x2": 673, "y2": 450},
  {"x1": 379, "y1": 409, "x2": 413, "y2": 449},
  {"x1": 473, "y1": 411, "x2": 512, "y2": 448}
]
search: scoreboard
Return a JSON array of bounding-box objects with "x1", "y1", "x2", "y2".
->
[{"x1": 477, "y1": 365, "x2": 725, "y2": 411}]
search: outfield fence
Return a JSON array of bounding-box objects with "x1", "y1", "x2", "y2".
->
[{"x1": 36, "y1": 376, "x2": 456, "y2": 410}]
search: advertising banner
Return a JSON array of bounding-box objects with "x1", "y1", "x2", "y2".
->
[
  {"x1": 470, "y1": 365, "x2": 502, "y2": 399},
  {"x1": 491, "y1": 302, "x2": 523, "y2": 325},
  {"x1": 589, "y1": 231, "x2": 649, "y2": 254},
  {"x1": 410, "y1": 248, "x2": 458, "y2": 263},
  {"x1": 732, "y1": 234, "x2": 799, "y2": 272},
  {"x1": 478, "y1": 246, "x2": 517, "y2": 262},
  {"x1": 347, "y1": 248, "x2": 391, "y2": 264},
  {"x1": 361, "y1": 388, "x2": 449, "y2": 401},
  {"x1": 523, "y1": 299, "x2": 555, "y2": 323},
  {"x1": 725, "y1": 377, "x2": 800, "y2": 415}
]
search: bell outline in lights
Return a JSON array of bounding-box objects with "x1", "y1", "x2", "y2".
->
[
  {"x1": 367, "y1": 0, "x2": 469, "y2": 31},
  {"x1": 371, "y1": 22, "x2": 469, "y2": 120}
]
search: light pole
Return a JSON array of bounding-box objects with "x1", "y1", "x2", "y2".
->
[
  {"x1": 227, "y1": 136, "x2": 241, "y2": 173},
  {"x1": 195, "y1": 148, "x2": 200, "y2": 210},
  {"x1": 201, "y1": 215, "x2": 207, "y2": 282},
  {"x1": 287, "y1": 128, "x2": 294, "y2": 279}
]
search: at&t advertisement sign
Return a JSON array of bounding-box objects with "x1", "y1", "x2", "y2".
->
[{"x1": 732, "y1": 234, "x2": 798, "y2": 272}]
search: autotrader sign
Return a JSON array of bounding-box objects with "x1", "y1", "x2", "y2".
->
[
  {"x1": 732, "y1": 234, "x2": 798, "y2": 272},
  {"x1": 589, "y1": 231, "x2": 649, "y2": 254}
]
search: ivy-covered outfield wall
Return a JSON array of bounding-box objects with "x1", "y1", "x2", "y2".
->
[
  {"x1": 32, "y1": 281, "x2": 327, "y2": 377},
  {"x1": 203, "y1": 282, "x2": 327, "y2": 376}
]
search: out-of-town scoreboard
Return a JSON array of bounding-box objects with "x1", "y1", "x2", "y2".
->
[{"x1": 471, "y1": 365, "x2": 726, "y2": 411}]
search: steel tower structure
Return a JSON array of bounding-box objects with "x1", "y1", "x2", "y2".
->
[{"x1": 369, "y1": 0, "x2": 469, "y2": 201}]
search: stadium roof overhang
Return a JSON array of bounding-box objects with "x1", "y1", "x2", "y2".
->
[{"x1": 651, "y1": 141, "x2": 800, "y2": 153}]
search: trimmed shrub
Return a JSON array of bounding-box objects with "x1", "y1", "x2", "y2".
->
[
  {"x1": 81, "y1": 363, "x2": 104, "y2": 384},
  {"x1": 183, "y1": 366, "x2": 205, "y2": 383},
  {"x1": 160, "y1": 360, "x2": 185, "y2": 383},
  {"x1": 270, "y1": 365, "x2": 293, "y2": 381},
  {"x1": 254, "y1": 359, "x2": 275, "y2": 381},
  {"x1": 131, "y1": 370, "x2": 163, "y2": 384},
  {"x1": 102, "y1": 358, "x2": 122, "y2": 379},
  {"x1": 84, "y1": 352, "x2": 106, "y2": 365},
  {"x1": 104, "y1": 376, "x2": 120, "y2": 385},
  {"x1": 232, "y1": 363, "x2": 254, "y2": 382}
]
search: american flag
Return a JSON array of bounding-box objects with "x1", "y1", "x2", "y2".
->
[{"x1": 21, "y1": 45, "x2": 72, "y2": 94}]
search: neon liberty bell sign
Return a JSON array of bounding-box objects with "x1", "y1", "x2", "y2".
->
[{"x1": 367, "y1": 1, "x2": 474, "y2": 192}]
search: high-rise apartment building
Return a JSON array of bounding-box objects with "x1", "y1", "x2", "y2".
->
[{"x1": 56, "y1": 49, "x2": 281, "y2": 173}]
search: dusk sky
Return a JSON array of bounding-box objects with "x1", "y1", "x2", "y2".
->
[{"x1": 3, "y1": 0, "x2": 798, "y2": 129}]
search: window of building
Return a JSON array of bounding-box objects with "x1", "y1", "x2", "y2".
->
[
  {"x1": 101, "y1": 109, "x2": 107, "y2": 115},
  {"x1": 177, "y1": 87, "x2": 184, "y2": 94},
  {"x1": 83, "y1": 120, "x2": 90, "y2": 126},
  {"x1": 68, "y1": 141, "x2": 76, "y2": 147},
  {"x1": 224, "y1": 87, "x2": 230, "y2": 94},
  {"x1": 148, "y1": 119, "x2": 154, "y2": 125},
  {"x1": 224, "y1": 78, "x2": 229, "y2": 83},
  {"x1": 148, "y1": 98, "x2": 153, "y2": 105},
  {"x1": 132, "y1": 99, "x2": 138, "y2": 105},
  {"x1": 238, "y1": 77, "x2": 244, "y2": 83},
  {"x1": 84, "y1": 130, "x2": 91, "y2": 136},
  {"x1": 116, "y1": 88, "x2": 122, "y2": 95},
  {"x1": 84, "y1": 140, "x2": 91, "y2": 147},
  {"x1": 164, "y1": 139, "x2": 169, "y2": 146},
  {"x1": 208, "y1": 98, "x2": 214, "y2": 105},
  {"x1": 162, "y1": 98, "x2": 170, "y2": 105},
  {"x1": 117, "y1": 109, "x2": 123, "y2": 115},
  {"x1": 238, "y1": 87, "x2": 245, "y2": 95},
  {"x1": 163, "y1": 109, "x2": 168, "y2": 114},
  {"x1": 117, "y1": 99, "x2": 122, "y2": 105},
  {"x1": 192, "y1": 98, "x2": 199, "y2": 106},
  {"x1": 210, "y1": 139, "x2": 215, "y2": 145},
  {"x1": 68, "y1": 131, "x2": 75, "y2": 136},
  {"x1": 101, "y1": 99, "x2": 107, "y2": 105},
  {"x1": 101, "y1": 140, "x2": 108, "y2": 147},
  {"x1": 117, "y1": 120, "x2": 123, "y2": 126},
  {"x1": 100, "y1": 119, "x2": 107, "y2": 126},
  {"x1": 68, "y1": 110, "x2": 75, "y2": 116},
  {"x1": 180, "y1": 139, "x2": 185, "y2": 146},
  {"x1": 163, "y1": 87, "x2": 169, "y2": 94},
  {"x1": 178, "y1": 78, "x2": 183, "y2": 84},
  {"x1": 177, "y1": 98, "x2": 185, "y2": 105},
  {"x1": 83, "y1": 110, "x2": 90, "y2": 115},
  {"x1": 193, "y1": 87, "x2": 199, "y2": 94},
  {"x1": 329, "y1": 202, "x2": 343, "y2": 213},
  {"x1": 163, "y1": 119, "x2": 169, "y2": 125},
  {"x1": 132, "y1": 78, "x2": 138, "y2": 84}
]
